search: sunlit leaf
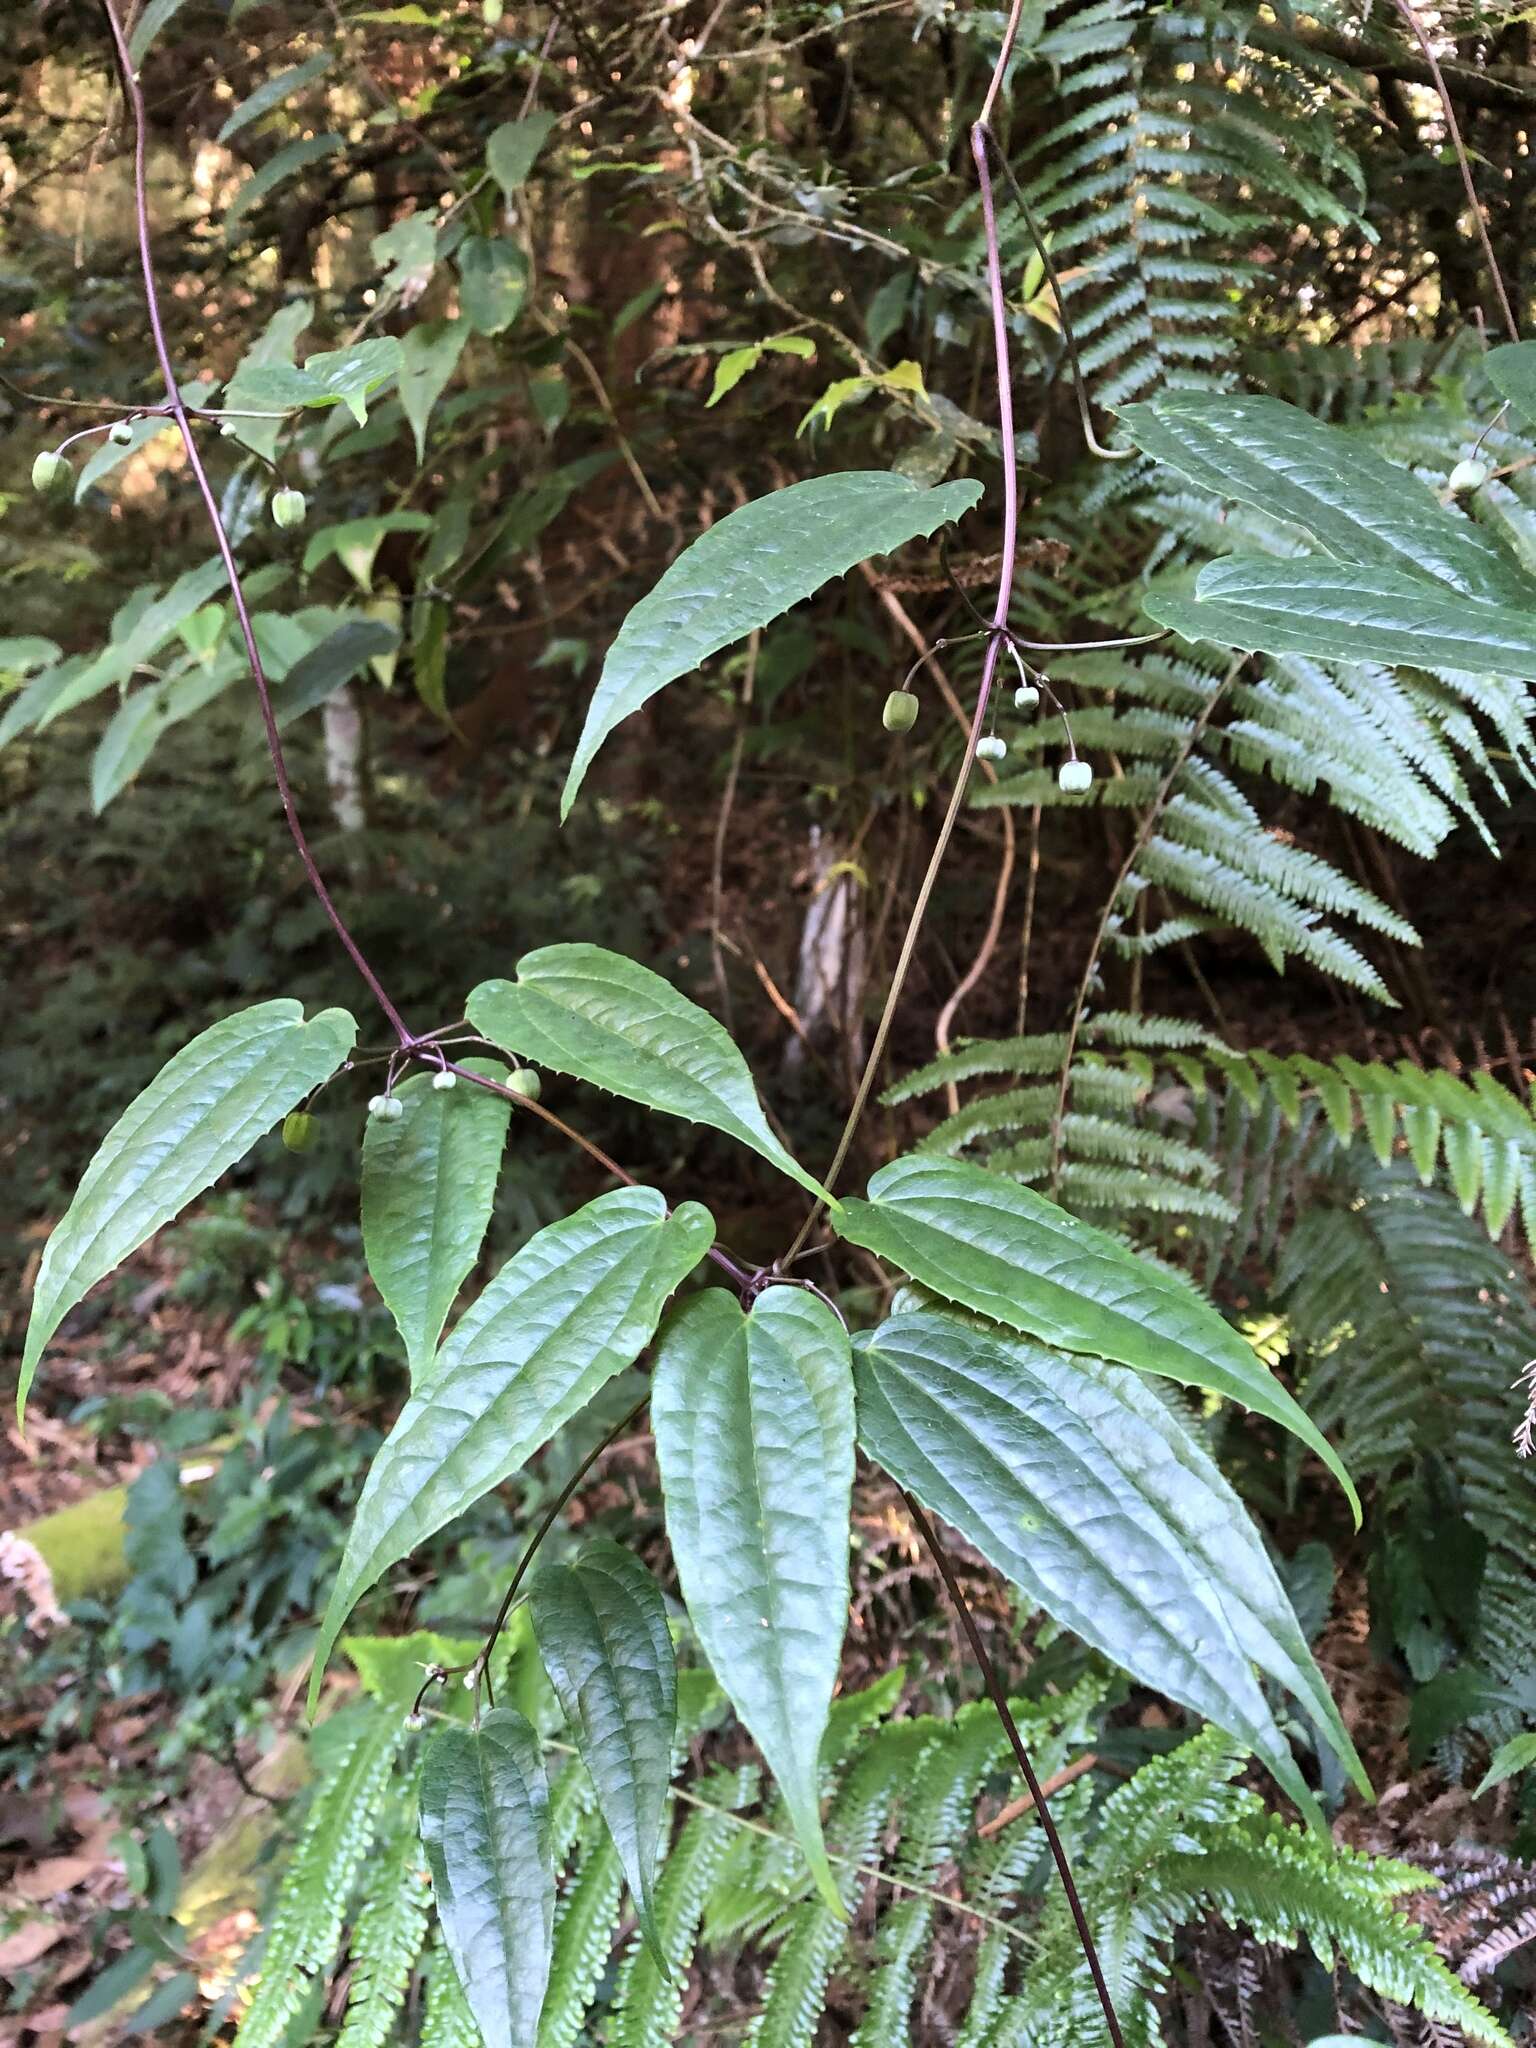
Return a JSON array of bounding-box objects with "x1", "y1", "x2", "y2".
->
[
  {"x1": 458, "y1": 238, "x2": 529, "y2": 335},
  {"x1": 216, "y1": 53, "x2": 331, "y2": 144},
  {"x1": 361, "y1": 1059, "x2": 512, "y2": 1380},
  {"x1": 467, "y1": 945, "x2": 827, "y2": 1199},
  {"x1": 400, "y1": 320, "x2": 469, "y2": 462},
  {"x1": 856, "y1": 1305, "x2": 1368, "y2": 1816},
  {"x1": 652, "y1": 1287, "x2": 854, "y2": 1915},
  {"x1": 837, "y1": 1154, "x2": 1360, "y2": 1522},
  {"x1": 529, "y1": 1540, "x2": 676, "y2": 1959},
  {"x1": 310, "y1": 1187, "x2": 712, "y2": 1709},
  {"x1": 20, "y1": 1001, "x2": 356, "y2": 1421},
  {"x1": 1121, "y1": 391, "x2": 1528, "y2": 604},
  {"x1": 560, "y1": 471, "x2": 981, "y2": 817},
  {"x1": 487, "y1": 113, "x2": 557, "y2": 196}
]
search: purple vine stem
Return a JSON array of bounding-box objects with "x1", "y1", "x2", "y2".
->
[
  {"x1": 102, "y1": 0, "x2": 411, "y2": 1046},
  {"x1": 778, "y1": 22, "x2": 1023, "y2": 1265}
]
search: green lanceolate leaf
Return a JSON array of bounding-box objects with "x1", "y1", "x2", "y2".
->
[
  {"x1": 400, "y1": 320, "x2": 469, "y2": 463},
  {"x1": 529, "y1": 1540, "x2": 676, "y2": 1959},
  {"x1": 1144, "y1": 557, "x2": 1536, "y2": 681},
  {"x1": 232, "y1": 339, "x2": 404, "y2": 427},
  {"x1": 560, "y1": 470, "x2": 982, "y2": 818},
  {"x1": 20, "y1": 1001, "x2": 356, "y2": 1423},
  {"x1": 420, "y1": 1709, "x2": 553, "y2": 2048},
  {"x1": 837, "y1": 1155, "x2": 1359, "y2": 1524},
  {"x1": 652, "y1": 1287, "x2": 854, "y2": 1914},
  {"x1": 467, "y1": 945, "x2": 828, "y2": 1200},
  {"x1": 1485, "y1": 341, "x2": 1536, "y2": 434},
  {"x1": 216, "y1": 53, "x2": 332, "y2": 143},
  {"x1": 1120, "y1": 392, "x2": 1528, "y2": 605},
  {"x1": 486, "y1": 112, "x2": 557, "y2": 196},
  {"x1": 361, "y1": 1058, "x2": 512, "y2": 1380},
  {"x1": 310, "y1": 1188, "x2": 712, "y2": 1710},
  {"x1": 458, "y1": 238, "x2": 529, "y2": 335},
  {"x1": 225, "y1": 134, "x2": 343, "y2": 240},
  {"x1": 856, "y1": 1307, "x2": 1368, "y2": 1815},
  {"x1": 271, "y1": 619, "x2": 401, "y2": 728}
]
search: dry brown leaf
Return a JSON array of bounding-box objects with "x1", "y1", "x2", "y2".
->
[
  {"x1": 14, "y1": 1856, "x2": 107, "y2": 1902},
  {"x1": 0, "y1": 1919, "x2": 64, "y2": 1971}
]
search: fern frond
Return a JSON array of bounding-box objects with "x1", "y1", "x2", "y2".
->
[
  {"x1": 607, "y1": 1767, "x2": 756, "y2": 2048},
  {"x1": 1280, "y1": 1160, "x2": 1536, "y2": 1690},
  {"x1": 419, "y1": 1937, "x2": 482, "y2": 2048},
  {"x1": 334, "y1": 1796, "x2": 430, "y2": 2048},
  {"x1": 1166, "y1": 1815, "x2": 1515, "y2": 2047},
  {"x1": 537, "y1": 1821, "x2": 623, "y2": 2048},
  {"x1": 233, "y1": 1707, "x2": 403, "y2": 2048}
]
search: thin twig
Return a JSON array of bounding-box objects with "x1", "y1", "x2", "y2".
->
[
  {"x1": 903, "y1": 1490, "x2": 1125, "y2": 2048},
  {"x1": 987, "y1": 145, "x2": 1134, "y2": 463},
  {"x1": 977, "y1": 1752, "x2": 1099, "y2": 1839},
  {"x1": 1015, "y1": 800, "x2": 1041, "y2": 1035},
  {"x1": 100, "y1": 0, "x2": 411, "y2": 1045},
  {"x1": 935, "y1": 806, "x2": 1014, "y2": 1090},
  {"x1": 477, "y1": 1392, "x2": 651, "y2": 1696},
  {"x1": 543, "y1": 1734, "x2": 1041, "y2": 1947},
  {"x1": 710, "y1": 631, "x2": 760, "y2": 1035},
  {"x1": 1392, "y1": 0, "x2": 1519, "y2": 342},
  {"x1": 862, "y1": 574, "x2": 1016, "y2": 1107},
  {"x1": 429, "y1": 1052, "x2": 752, "y2": 1291},
  {"x1": 779, "y1": 35, "x2": 1028, "y2": 1263}
]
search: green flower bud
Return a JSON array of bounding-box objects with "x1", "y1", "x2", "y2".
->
[
  {"x1": 282, "y1": 1110, "x2": 316, "y2": 1152},
  {"x1": 1013, "y1": 684, "x2": 1041, "y2": 712},
  {"x1": 367, "y1": 1093, "x2": 390, "y2": 1119},
  {"x1": 109, "y1": 420, "x2": 135, "y2": 446},
  {"x1": 271, "y1": 487, "x2": 307, "y2": 529},
  {"x1": 31, "y1": 449, "x2": 69, "y2": 495},
  {"x1": 1058, "y1": 759, "x2": 1093, "y2": 794},
  {"x1": 432, "y1": 1068, "x2": 457, "y2": 1091},
  {"x1": 509, "y1": 1066, "x2": 542, "y2": 1102},
  {"x1": 882, "y1": 688, "x2": 919, "y2": 733},
  {"x1": 976, "y1": 735, "x2": 1007, "y2": 762},
  {"x1": 1448, "y1": 457, "x2": 1489, "y2": 494}
]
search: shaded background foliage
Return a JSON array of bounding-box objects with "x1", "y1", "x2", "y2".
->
[{"x1": 4, "y1": 1, "x2": 1536, "y2": 2043}]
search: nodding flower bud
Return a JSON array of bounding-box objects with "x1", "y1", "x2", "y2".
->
[
  {"x1": 432, "y1": 1068, "x2": 457, "y2": 1091},
  {"x1": 368, "y1": 1094, "x2": 389, "y2": 1119},
  {"x1": 405, "y1": 1711, "x2": 425, "y2": 1731},
  {"x1": 271, "y1": 487, "x2": 307, "y2": 529},
  {"x1": 1448, "y1": 457, "x2": 1489, "y2": 494},
  {"x1": 976, "y1": 735, "x2": 1007, "y2": 762},
  {"x1": 509, "y1": 1067, "x2": 542, "y2": 1102},
  {"x1": 882, "y1": 688, "x2": 919, "y2": 733},
  {"x1": 1058, "y1": 759, "x2": 1093, "y2": 794},
  {"x1": 109, "y1": 420, "x2": 135, "y2": 446},
  {"x1": 31, "y1": 450, "x2": 69, "y2": 495},
  {"x1": 1013, "y1": 684, "x2": 1041, "y2": 712}
]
